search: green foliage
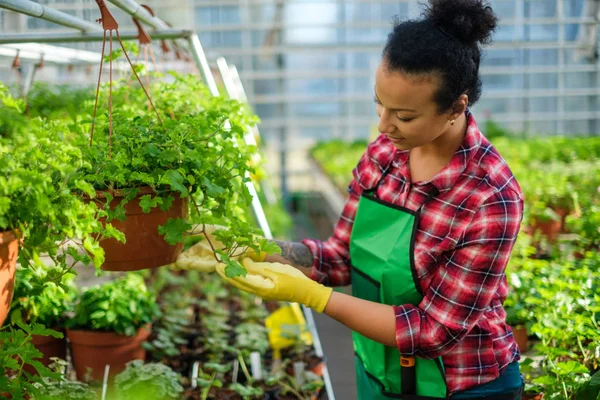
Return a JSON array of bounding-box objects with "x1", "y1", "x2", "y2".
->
[
  {"x1": 25, "y1": 83, "x2": 93, "y2": 121},
  {"x1": 0, "y1": 82, "x2": 113, "y2": 283},
  {"x1": 113, "y1": 360, "x2": 183, "y2": 400},
  {"x1": 67, "y1": 274, "x2": 159, "y2": 336},
  {"x1": 228, "y1": 383, "x2": 264, "y2": 399},
  {"x1": 310, "y1": 139, "x2": 368, "y2": 193},
  {"x1": 0, "y1": 85, "x2": 28, "y2": 138},
  {"x1": 8, "y1": 265, "x2": 77, "y2": 329},
  {"x1": 33, "y1": 359, "x2": 97, "y2": 400},
  {"x1": 0, "y1": 322, "x2": 63, "y2": 399}
]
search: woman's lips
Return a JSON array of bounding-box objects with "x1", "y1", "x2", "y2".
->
[{"x1": 387, "y1": 135, "x2": 405, "y2": 143}]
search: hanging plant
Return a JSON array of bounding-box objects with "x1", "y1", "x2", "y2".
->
[{"x1": 77, "y1": 73, "x2": 278, "y2": 275}]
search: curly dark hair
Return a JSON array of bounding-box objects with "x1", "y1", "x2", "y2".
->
[{"x1": 383, "y1": 0, "x2": 498, "y2": 114}]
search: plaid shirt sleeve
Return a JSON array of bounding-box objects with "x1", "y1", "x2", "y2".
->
[
  {"x1": 302, "y1": 135, "x2": 392, "y2": 287},
  {"x1": 393, "y1": 189, "x2": 523, "y2": 358}
]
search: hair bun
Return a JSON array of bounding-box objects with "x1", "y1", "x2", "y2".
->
[{"x1": 424, "y1": 0, "x2": 498, "y2": 45}]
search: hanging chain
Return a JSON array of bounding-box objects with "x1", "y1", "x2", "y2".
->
[{"x1": 89, "y1": 0, "x2": 163, "y2": 156}]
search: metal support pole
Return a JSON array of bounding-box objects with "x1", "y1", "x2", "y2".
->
[
  {"x1": 229, "y1": 64, "x2": 278, "y2": 206},
  {"x1": 187, "y1": 34, "x2": 273, "y2": 240},
  {"x1": 187, "y1": 33, "x2": 220, "y2": 97},
  {"x1": 0, "y1": 29, "x2": 193, "y2": 44},
  {"x1": 0, "y1": 0, "x2": 101, "y2": 32},
  {"x1": 107, "y1": 0, "x2": 169, "y2": 30}
]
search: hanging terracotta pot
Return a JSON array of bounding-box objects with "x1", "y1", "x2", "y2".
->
[
  {"x1": 512, "y1": 326, "x2": 528, "y2": 353},
  {"x1": 23, "y1": 331, "x2": 67, "y2": 375},
  {"x1": 530, "y1": 207, "x2": 569, "y2": 243},
  {"x1": 0, "y1": 230, "x2": 19, "y2": 327},
  {"x1": 93, "y1": 187, "x2": 189, "y2": 271},
  {"x1": 67, "y1": 326, "x2": 150, "y2": 382}
]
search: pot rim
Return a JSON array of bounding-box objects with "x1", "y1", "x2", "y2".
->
[
  {"x1": 66, "y1": 325, "x2": 151, "y2": 346},
  {"x1": 0, "y1": 230, "x2": 20, "y2": 245}
]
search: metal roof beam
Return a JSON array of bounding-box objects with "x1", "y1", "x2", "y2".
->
[
  {"x1": 0, "y1": 0, "x2": 101, "y2": 32},
  {"x1": 0, "y1": 29, "x2": 193, "y2": 44},
  {"x1": 106, "y1": 0, "x2": 169, "y2": 30}
]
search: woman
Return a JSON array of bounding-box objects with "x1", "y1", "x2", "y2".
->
[{"x1": 212, "y1": 0, "x2": 524, "y2": 398}]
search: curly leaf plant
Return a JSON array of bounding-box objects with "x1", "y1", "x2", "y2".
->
[
  {"x1": 0, "y1": 83, "x2": 115, "y2": 287},
  {"x1": 77, "y1": 72, "x2": 279, "y2": 276}
]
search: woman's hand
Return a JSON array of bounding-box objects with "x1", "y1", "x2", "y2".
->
[
  {"x1": 170, "y1": 225, "x2": 265, "y2": 273},
  {"x1": 215, "y1": 258, "x2": 333, "y2": 313}
]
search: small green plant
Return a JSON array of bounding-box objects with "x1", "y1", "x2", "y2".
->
[
  {"x1": 113, "y1": 360, "x2": 184, "y2": 400},
  {"x1": 34, "y1": 359, "x2": 97, "y2": 400},
  {"x1": 67, "y1": 274, "x2": 159, "y2": 336},
  {"x1": 0, "y1": 322, "x2": 62, "y2": 399},
  {"x1": 195, "y1": 362, "x2": 231, "y2": 400},
  {"x1": 9, "y1": 265, "x2": 77, "y2": 329},
  {"x1": 235, "y1": 322, "x2": 270, "y2": 355},
  {"x1": 229, "y1": 383, "x2": 264, "y2": 400}
]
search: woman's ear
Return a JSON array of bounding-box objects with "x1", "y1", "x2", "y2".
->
[{"x1": 450, "y1": 94, "x2": 469, "y2": 120}]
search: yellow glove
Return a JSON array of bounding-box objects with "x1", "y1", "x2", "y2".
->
[
  {"x1": 215, "y1": 258, "x2": 333, "y2": 313},
  {"x1": 171, "y1": 225, "x2": 265, "y2": 273}
]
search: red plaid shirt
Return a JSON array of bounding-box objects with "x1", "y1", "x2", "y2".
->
[{"x1": 303, "y1": 113, "x2": 524, "y2": 394}]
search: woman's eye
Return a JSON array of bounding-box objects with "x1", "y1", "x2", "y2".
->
[{"x1": 397, "y1": 116, "x2": 413, "y2": 122}]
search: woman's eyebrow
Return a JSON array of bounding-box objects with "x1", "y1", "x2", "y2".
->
[{"x1": 373, "y1": 90, "x2": 416, "y2": 112}]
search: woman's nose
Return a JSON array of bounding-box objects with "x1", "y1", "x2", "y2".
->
[{"x1": 377, "y1": 109, "x2": 395, "y2": 134}]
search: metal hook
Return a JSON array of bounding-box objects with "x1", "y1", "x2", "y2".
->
[
  {"x1": 11, "y1": 50, "x2": 20, "y2": 70},
  {"x1": 95, "y1": 0, "x2": 119, "y2": 31},
  {"x1": 133, "y1": 17, "x2": 151, "y2": 45},
  {"x1": 140, "y1": 5, "x2": 169, "y2": 54}
]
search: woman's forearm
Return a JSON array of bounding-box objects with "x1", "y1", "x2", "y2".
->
[
  {"x1": 265, "y1": 240, "x2": 313, "y2": 277},
  {"x1": 324, "y1": 291, "x2": 397, "y2": 347}
]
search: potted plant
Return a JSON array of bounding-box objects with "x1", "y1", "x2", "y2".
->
[
  {"x1": 8, "y1": 265, "x2": 77, "y2": 372},
  {"x1": 0, "y1": 84, "x2": 110, "y2": 327},
  {"x1": 113, "y1": 360, "x2": 184, "y2": 400},
  {"x1": 78, "y1": 73, "x2": 273, "y2": 275},
  {"x1": 66, "y1": 274, "x2": 159, "y2": 381}
]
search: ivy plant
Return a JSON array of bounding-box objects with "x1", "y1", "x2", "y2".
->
[{"x1": 67, "y1": 274, "x2": 159, "y2": 336}]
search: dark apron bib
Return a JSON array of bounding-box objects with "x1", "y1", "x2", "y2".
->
[{"x1": 350, "y1": 184, "x2": 448, "y2": 399}]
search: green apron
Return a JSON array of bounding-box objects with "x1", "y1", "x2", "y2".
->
[{"x1": 350, "y1": 186, "x2": 448, "y2": 399}]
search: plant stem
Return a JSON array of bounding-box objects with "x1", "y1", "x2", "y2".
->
[{"x1": 237, "y1": 354, "x2": 252, "y2": 383}]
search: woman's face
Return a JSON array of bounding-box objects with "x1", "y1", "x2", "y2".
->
[{"x1": 374, "y1": 62, "x2": 463, "y2": 151}]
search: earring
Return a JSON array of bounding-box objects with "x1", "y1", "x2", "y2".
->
[{"x1": 450, "y1": 120, "x2": 455, "y2": 126}]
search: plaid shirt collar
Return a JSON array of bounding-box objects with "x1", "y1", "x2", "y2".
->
[{"x1": 390, "y1": 111, "x2": 483, "y2": 193}]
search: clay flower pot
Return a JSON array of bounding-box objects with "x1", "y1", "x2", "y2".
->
[
  {"x1": 67, "y1": 326, "x2": 150, "y2": 382},
  {"x1": 23, "y1": 331, "x2": 67, "y2": 375},
  {"x1": 530, "y1": 207, "x2": 569, "y2": 243},
  {"x1": 0, "y1": 230, "x2": 19, "y2": 326},
  {"x1": 512, "y1": 326, "x2": 528, "y2": 353},
  {"x1": 94, "y1": 187, "x2": 189, "y2": 271}
]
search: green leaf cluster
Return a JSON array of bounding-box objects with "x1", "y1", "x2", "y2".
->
[
  {"x1": 0, "y1": 322, "x2": 63, "y2": 399},
  {"x1": 8, "y1": 265, "x2": 78, "y2": 329},
  {"x1": 67, "y1": 274, "x2": 159, "y2": 336},
  {"x1": 0, "y1": 83, "x2": 113, "y2": 279},
  {"x1": 113, "y1": 360, "x2": 183, "y2": 400}
]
